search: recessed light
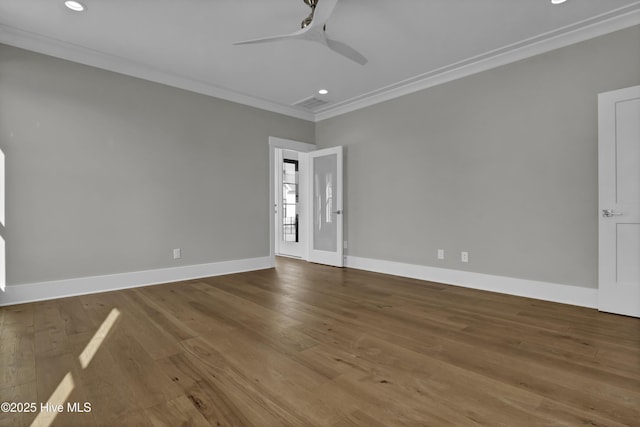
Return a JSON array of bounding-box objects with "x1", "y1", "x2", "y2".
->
[
  {"x1": 64, "y1": 1, "x2": 86, "y2": 12},
  {"x1": 551, "y1": 0, "x2": 567, "y2": 4},
  {"x1": 318, "y1": 89, "x2": 329, "y2": 95}
]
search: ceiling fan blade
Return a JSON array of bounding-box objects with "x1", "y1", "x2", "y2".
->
[
  {"x1": 307, "y1": 0, "x2": 339, "y2": 29},
  {"x1": 233, "y1": 28, "x2": 307, "y2": 45},
  {"x1": 233, "y1": 0, "x2": 363, "y2": 65},
  {"x1": 326, "y1": 37, "x2": 368, "y2": 65}
]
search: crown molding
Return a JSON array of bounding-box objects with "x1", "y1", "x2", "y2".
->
[
  {"x1": 1, "y1": 4, "x2": 638, "y2": 123},
  {"x1": 0, "y1": 24, "x2": 315, "y2": 122},
  {"x1": 314, "y1": 5, "x2": 640, "y2": 122}
]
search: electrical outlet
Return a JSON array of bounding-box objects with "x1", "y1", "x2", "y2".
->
[
  {"x1": 437, "y1": 249, "x2": 445, "y2": 260},
  {"x1": 173, "y1": 248, "x2": 181, "y2": 259},
  {"x1": 461, "y1": 251, "x2": 469, "y2": 263}
]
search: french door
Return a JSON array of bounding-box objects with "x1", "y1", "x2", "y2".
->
[
  {"x1": 275, "y1": 149, "x2": 305, "y2": 259},
  {"x1": 308, "y1": 146, "x2": 344, "y2": 267},
  {"x1": 269, "y1": 138, "x2": 344, "y2": 267}
]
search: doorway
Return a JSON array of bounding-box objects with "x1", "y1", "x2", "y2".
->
[{"x1": 268, "y1": 137, "x2": 345, "y2": 267}]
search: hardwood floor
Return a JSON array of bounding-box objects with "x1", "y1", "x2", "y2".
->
[{"x1": 1, "y1": 257, "x2": 639, "y2": 426}]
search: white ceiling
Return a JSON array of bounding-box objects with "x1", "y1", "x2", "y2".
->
[{"x1": 1, "y1": 0, "x2": 639, "y2": 121}]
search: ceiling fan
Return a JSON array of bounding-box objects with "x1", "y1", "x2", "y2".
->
[{"x1": 233, "y1": 0, "x2": 367, "y2": 65}]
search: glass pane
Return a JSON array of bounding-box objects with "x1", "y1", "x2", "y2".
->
[
  {"x1": 282, "y1": 159, "x2": 299, "y2": 242},
  {"x1": 313, "y1": 154, "x2": 337, "y2": 252}
]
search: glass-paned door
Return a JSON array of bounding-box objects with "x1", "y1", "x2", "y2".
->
[{"x1": 309, "y1": 146, "x2": 343, "y2": 267}]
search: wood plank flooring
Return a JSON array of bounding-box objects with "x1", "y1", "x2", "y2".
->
[{"x1": 1, "y1": 257, "x2": 639, "y2": 426}]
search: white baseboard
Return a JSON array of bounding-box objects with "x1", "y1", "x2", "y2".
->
[
  {"x1": 346, "y1": 256, "x2": 597, "y2": 309},
  {"x1": 0, "y1": 256, "x2": 275, "y2": 307},
  {"x1": 2, "y1": 255, "x2": 597, "y2": 309}
]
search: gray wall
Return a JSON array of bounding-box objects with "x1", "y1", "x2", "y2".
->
[
  {"x1": 316, "y1": 26, "x2": 640, "y2": 288},
  {"x1": 2, "y1": 26, "x2": 638, "y2": 290},
  {"x1": 0, "y1": 44, "x2": 314, "y2": 285}
]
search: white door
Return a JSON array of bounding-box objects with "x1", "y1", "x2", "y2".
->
[
  {"x1": 308, "y1": 146, "x2": 344, "y2": 267},
  {"x1": 598, "y1": 85, "x2": 640, "y2": 317},
  {"x1": 275, "y1": 149, "x2": 305, "y2": 259},
  {"x1": 269, "y1": 137, "x2": 316, "y2": 262}
]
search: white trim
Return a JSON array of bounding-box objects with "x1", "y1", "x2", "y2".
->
[
  {"x1": 346, "y1": 256, "x2": 598, "y2": 309},
  {"x1": 315, "y1": 5, "x2": 640, "y2": 121},
  {"x1": 0, "y1": 254, "x2": 601, "y2": 308},
  {"x1": 0, "y1": 256, "x2": 274, "y2": 307},
  {"x1": 1, "y1": 6, "x2": 638, "y2": 122},
  {"x1": 268, "y1": 137, "x2": 316, "y2": 153}
]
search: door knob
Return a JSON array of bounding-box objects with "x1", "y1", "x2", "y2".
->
[
  {"x1": 332, "y1": 210, "x2": 343, "y2": 215},
  {"x1": 602, "y1": 209, "x2": 622, "y2": 217}
]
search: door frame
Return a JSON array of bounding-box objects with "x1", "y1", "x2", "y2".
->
[{"x1": 268, "y1": 137, "x2": 316, "y2": 263}]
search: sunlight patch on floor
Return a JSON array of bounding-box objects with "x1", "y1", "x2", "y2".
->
[
  {"x1": 79, "y1": 308, "x2": 120, "y2": 369},
  {"x1": 29, "y1": 372, "x2": 75, "y2": 427},
  {"x1": 29, "y1": 308, "x2": 120, "y2": 427}
]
